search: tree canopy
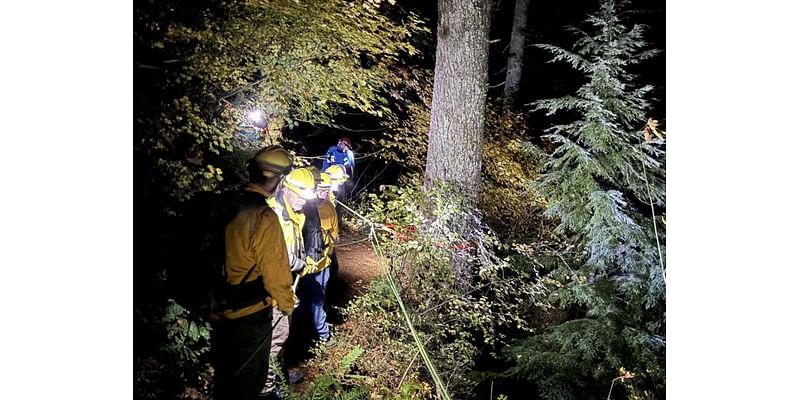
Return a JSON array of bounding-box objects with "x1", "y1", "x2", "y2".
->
[{"x1": 135, "y1": 0, "x2": 426, "y2": 208}]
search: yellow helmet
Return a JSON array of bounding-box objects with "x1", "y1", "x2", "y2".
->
[
  {"x1": 318, "y1": 172, "x2": 332, "y2": 189},
  {"x1": 323, "y1": 164, "x2": 349, "y2": 184},
  {"x1": 282, "y1": 168, "x2": 317, "y2": 200},
  {"x1": 301, "y1": 166, "x2": 322, "y2": 184},
  {"x1": 254, "y1": 145, "x2": 293, "y2": 177}
]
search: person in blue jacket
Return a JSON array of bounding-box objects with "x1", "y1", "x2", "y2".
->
[
  {"x1": 322, "y1": 137, "x2": 355, "y2": 205},
  {"x1": 322, "y1": 137, "x2": 355, "y2": 178}
]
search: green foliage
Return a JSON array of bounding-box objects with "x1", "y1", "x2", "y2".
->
[
  {"x1": 374, "y1": 96, "x2": 554, "y2": 241},
  {"x1": 283, "y1": 373, "x2": 370, "y2": 400},
  {"x1": 280, "y1": 346, "x2": 372, "y2": 400},
  {"x1": 135, "y1": 0, "x2": 427, "y2": 209},
  {"x1": 396, "y1": 382, "x2": 427, "y2": 400},
  {"x1": 135, "y1": 301, "x2": 213, "y2": 399},
  {"x1": 480, "y1": 105, "x2": 551, "y2": 240},
  {"x1": 325, "y1": 184, "x2": 549, "y2": 397},
  {"x1": 505, "y1": 1, "x2": 666, "y2": 398},
  {"x1": 340, "y1": 346, "x2": 366, "y2": 372},
  {"x1": 372, "y1": 68, "x2": 433, "y2": 174},
  {"x1": 160, "y1": 301, "x2": 212, "y2": 364}
]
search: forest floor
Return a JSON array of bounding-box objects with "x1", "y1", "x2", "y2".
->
[{"x1": 283, "y1": 224, "x2": 383, "y2": 390}]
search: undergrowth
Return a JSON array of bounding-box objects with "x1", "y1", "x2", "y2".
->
[{"x1": 304, "y1": 184, "x2": 552, "y2": 398}]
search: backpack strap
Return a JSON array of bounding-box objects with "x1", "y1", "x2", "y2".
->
[{"x1": 239, "y1": 263, "x2": 258, "y2": 284}]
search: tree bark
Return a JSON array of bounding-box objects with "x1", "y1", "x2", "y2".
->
[
  {"x1": 502, "y1": 0, "x2": 529, "y2": 113},
  {"x1": 424, "y1": 0, "x2": 491, "y2": 208},
  {"x1": 424, "y1": 0, "x2": 491, "y2": 289}
]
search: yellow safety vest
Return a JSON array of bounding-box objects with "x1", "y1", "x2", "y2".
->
[
  {"x1": 267, "y1": 194, "x2": 306, "y2": 270},
  {"x1": 316, "y1": 199, "x2": 339, "y2": 270}
]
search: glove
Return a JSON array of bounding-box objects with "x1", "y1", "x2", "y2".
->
[
  {"x1": 293, "y1": 292, "x2": 300, "y2": 310},
  {"x1": 274, "y1": 301, "x2": 292, "y2": 317},
  {"x1": 301, "y1": 256, "x2": 319, "y2": 277},
  {"x1": 290, "y1": 256, "x2": 305, "y2": 273},
  {"x1": 278, "y1": 308, "x2": 292, "y2": 317}
]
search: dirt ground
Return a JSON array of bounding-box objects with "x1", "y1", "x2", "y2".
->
[
  {"x1": 282, "y1": 225, "x2": 383, "y2": 385},
  {"x1": 330, "y1": 227, "x2": 384, "y2": 300}
]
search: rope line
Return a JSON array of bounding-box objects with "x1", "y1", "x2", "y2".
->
[
  {"x1": 335, "y1": 199, "x2": 453, "y2": 400},
  {"x1": 638, "y1": 121, "x2": 666, "y2": 286},
  {"x1": 640, "y1": 155, "x2": 666, "y2": 285},
  {"x1": 294, "y1": 150, "x2": 381, "y2": 162},
  {"x1": 335, "y1": 237, "x2": 372, "y2": 248},
  {"x1": 232, "y1": 312, "x2": 285, "y2": 377}
]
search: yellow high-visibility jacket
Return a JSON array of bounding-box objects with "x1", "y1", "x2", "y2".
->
[
  {"x1": 316, "y1": 199, "x2": 339, "y2": 270},
  {"x1": 220, "y1": 184, "x2": 295, "y2": 319},
  {"x1": 267, "y1": 193, "x2": 306, "y2": 272}
]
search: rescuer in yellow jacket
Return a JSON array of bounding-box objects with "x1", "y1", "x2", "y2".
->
[
  {"x1": 323, "y1": 164, "x2": 349, "y2": 204},
  {"x1": 321, "y1": 164, "x2": 349, "y2": 288},
  {"x1": 316, "y1": 172, "x2": 339, "y2": 269},
  {"x1": 295, "y1": 168, "x2": 345, "y2": 350},
  {"x1": 261, "y1": 167, "x2": 317, "y2": 398},
  {"x1": 210, "y1": 146, "x2": 295, "y2": 400},
  {"x1": 298, "y1": 168, "x2": 338, "y2": 273}
]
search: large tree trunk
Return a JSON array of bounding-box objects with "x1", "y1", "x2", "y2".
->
[
  {"x1": 502, "y1": 0, "x2": 529, "y2": 113},
  {"x1": 424, "y1": 0, "x2": 491, "y2": 208},
  {"x1": 424, "y1": 0, "x2": 491, "y2": 287}
]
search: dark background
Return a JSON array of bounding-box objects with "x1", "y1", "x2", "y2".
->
[{"x1": 291, "y1": 0, "x2": 665, "y2": 201}]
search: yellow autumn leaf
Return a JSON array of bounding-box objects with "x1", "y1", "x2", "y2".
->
[
  {"x1": 618, "y1": 367, "x2": 636, "y2": 381},
  {"x1": 643, "y1": 117, "x2": 666, "y2": 142},
  {"x1": 646, "y1": 118, "x2": 659, "y2": 132}
]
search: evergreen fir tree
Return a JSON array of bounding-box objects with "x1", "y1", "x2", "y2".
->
[{"x1": 506, "y1": 1, "x2": 666, "y2": 398}]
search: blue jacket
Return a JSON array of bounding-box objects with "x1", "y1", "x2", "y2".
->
[{"x1": 322, "y1": 146, "x2": 355, "y2": 175}]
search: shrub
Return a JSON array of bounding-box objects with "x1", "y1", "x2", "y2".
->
[{"x1": 310, "y1": 184, "x2": 549, "y2": 398}]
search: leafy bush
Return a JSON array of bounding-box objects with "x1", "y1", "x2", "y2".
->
[
  {"x1": 135, "y1": 301, "x2": 213, "y2": 400},
  {"x1": 310, "y1": 184, "x2": 549, "y2": 398},
  {"x1": 480, "y1": 106, "x2": 551, "y2": 240},
  {"x1": 372, "y1": 69, "x2": 433, "y2": 175},
  {"x1": 135, "y1": 0, "x2": 427, "y2": 211},
  {"x1": 279, "y1": 345, "x2": 378, "y2": 400}
]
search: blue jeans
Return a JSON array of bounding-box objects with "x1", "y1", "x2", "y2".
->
[{"x1": 298, "y1": 267, "x2": 331, "y2": 340}]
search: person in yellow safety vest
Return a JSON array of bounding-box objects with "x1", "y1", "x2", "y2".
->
[
  {"x1": 210, "y1": 147, "x2": 295, "y2": 400},
  {"x1": 296, "y1": 169, "x2": 340, "y2": 349},
  {"x1": 322, "y1": 164, "x2": 350, "y2": 285},
  {"x1": 316, "y1": 172, "x2": 339, "y2": 270},
  {"x1": 261, "y1": 167, "x2": 317, "y2": 399},
  {"x1": 297, "y1": 167, "x2": 338, "y2": 272},
  {"x1": 323, "y1": 164, "x2": 349, "y2": 215}
]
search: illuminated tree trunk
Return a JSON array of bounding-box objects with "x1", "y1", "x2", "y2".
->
[
  {"x1": 502, "y1": 0, "x2": 529, "y2": 112},
  {"x1": 424, "y1": 0, "x2": 491, "y2": 208},
  {"x1": 424, "y1": 0, "x2": 491, "y2": 283}
]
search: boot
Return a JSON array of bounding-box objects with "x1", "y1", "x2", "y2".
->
[
  {"x1": 287, "y1": 368, "x2": 305, "y2": 385},
  {"x1": 324, "y1": 335, "x2": 338, "y2": 349},
  {"x1": 258, "y1": 387, "x2": 281, "y2": 400}
]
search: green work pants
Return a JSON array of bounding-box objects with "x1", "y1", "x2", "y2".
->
[{"x1": 211, "y1": 307, "x2": 273, "y2": 400}]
